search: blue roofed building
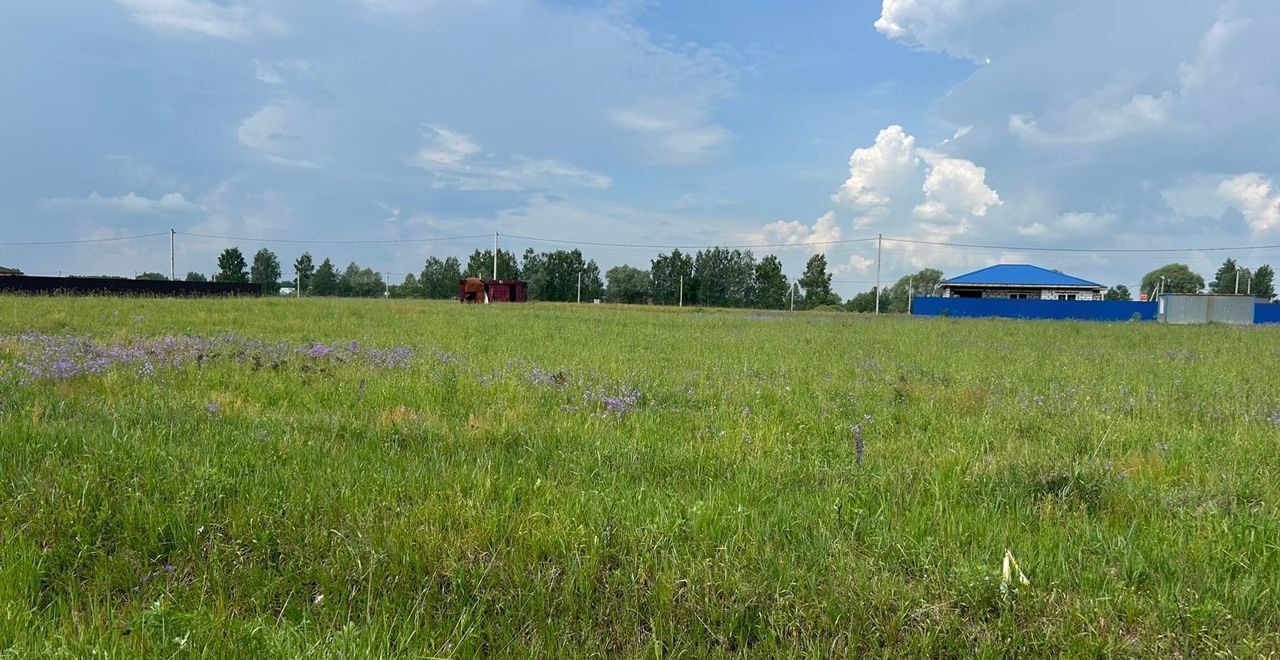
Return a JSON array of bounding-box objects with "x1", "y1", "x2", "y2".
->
[{"x1": 939, "y1": 264, "x2": 1106, "y2": 301}]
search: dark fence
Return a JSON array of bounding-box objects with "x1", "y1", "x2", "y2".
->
[
  {"x1": 911, "y1": 297, "x2": 1157, "y2": 321},
  {"x1": 0, "y1": 276, "x2": 262, "y2": 297}
]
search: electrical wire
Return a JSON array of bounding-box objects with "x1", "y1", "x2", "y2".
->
[
  {"x1": 498, "y1": 232, "x2": 881, "y2": 250},
  {"x1": 0, "y1": 232, "x2": 169, "y2": 246},
  {"x1": 176, "y1": 231, "x2": 492, "y2": 245}
]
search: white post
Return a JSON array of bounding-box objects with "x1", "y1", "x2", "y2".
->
[
  {"x1": 169, "y1": 229, "x2": 175, "y2": 281},
  {"x1": 874, "y1": 233, "x2": 883, "y2": 314},
  {"x1": 679, "y1": 275, "x2": 684, "y2": 307},
  {"x1": 1235, "y1": 270, "x2": 1241, "y2": 295},
  {"x1": 492, "y1": 232, "x2": 498, "y2": 281},
  {"x1": 577, "y1": 272, "x2": 582, "y2": 303},
  {"x1": 790, "y1": 283, "x2": 795, "y2": 312},
  {"x1": 908, "y1": 276, "x2": 914, "y2": 315}
]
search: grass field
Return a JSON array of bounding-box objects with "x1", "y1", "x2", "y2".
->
[{"x1": 1, "y1": 295, "x2": 1278, "y2": 657}]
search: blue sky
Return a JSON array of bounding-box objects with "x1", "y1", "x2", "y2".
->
[{"x1": 3, "y1": 0, "x2": 1280, "y2": 296}]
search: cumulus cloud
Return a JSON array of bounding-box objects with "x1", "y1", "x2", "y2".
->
[
  {"x1": 44, "y1": 191, "x2": 198, "y2": 213},
  {"x1": 753, "y1": 211, "x2": 842, "y2": 253},
  {"x1": 833, "y1": 125, "x2": 1000, "y2": 243},
  {"x1": 408, "y1": 125, "x2": 611, "y2": 191},
  {"x1": 915, "y1": 150, "x2": 1001, "y2": 220},
  {"x1": 833, "y1": 125, "x2": 920, "y2": 208},
  {"x1": 1218, "y1": 173, "x2": 1280, "y2": 233},
  {"x1": 866, "y1": 0, "x2": 1280, "y2": 287},
  {"x1": 115, "y1": 0, "x2": 282, "y2": 40},
  {"x1": 875, "y1": 0, "x2": 1025, "y2": 61}
]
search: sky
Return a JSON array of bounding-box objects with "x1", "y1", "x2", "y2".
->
[{"x1": 3, "y1": 0, "x2": 1280, "y2": 296}]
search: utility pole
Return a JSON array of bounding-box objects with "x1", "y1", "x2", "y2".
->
[
  {"x1": 170, "y1": 229, "x2": 175, "y2": 282},
  {"x1": 1236, "y1": 270, "x2": 1241, "y2": 295},
  {"x1": 493, "y1": 232, "x2": 498, "y2": 281},
  {"x1": 577, "y1": 272, "x2": 583, "y2": 303},
  {"x1": 874, "y1": 233, "x2": 883, "y2": 315},
  {"x1": 907, "y1": 276, "x2": 914, "y2": 315},
  {"x1": 296, "y1": 265, "x2": 302, "y2": 298},
  {"x1": 790, "y1": 283, "x2": 795, "y2": 312},
  {"x1": 679, "y1": 275, "x2": 684, "y2": 307}
]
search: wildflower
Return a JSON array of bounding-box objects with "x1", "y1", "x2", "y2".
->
[{"x1": 206, "y1": 402, "x2": 220, "y2": 414}]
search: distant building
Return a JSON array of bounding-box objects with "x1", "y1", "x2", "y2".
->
[
  {"x1": 939, "y1": 264, "x2": 1105, "y2": 301},
  {"x1": 0, "y1": 266, "x2": 23, "y2": 276},
  {"x1": 278, "y1": 287, "x2": 295, "y2": 296}
]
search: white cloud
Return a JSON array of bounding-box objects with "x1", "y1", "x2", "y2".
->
[
  {"x1": 916, "y1": 150, "x2": 1001, "y2": 219},
  {"x1": 832, "y1": 125, "x2": 920, "y2": 208},
  {"x1": 1008, "y1": 90, "x2": 1173, "y2": 145},
  {"x1": 115, "y1": 0, "x2": 282, "y2": 40},
  {"x1": 237, "y1": 101, "x2": 326, "y2": 169},
  {"x1": 833, "y1": 254, "x2": 875, "y2": 275},
  {"x1": 44, "y1": 191, "x2": 198, "y2": 213},
  {"x1": 408, "y1": 125, "x2": 611, "y2": 191},
  {"x1": 753, "y1": 211, "x2": 842, "y2": 253},
  {"x1": 610, "y1": 109, "x2": 729, "y2": 164},
  {"x1": 875, "y1": 0, "x2": 1023, "y2": 61},
  {"x1": 254, "y1": 60, "x2": 312, "y2": 86},
  {"x1": 833, "y1": 125, "x2": 1000, "y2": 243},
  {"x1": 1017, "y1": 211, "x2": 1114, "y2": 238},
  {"x1": 1218, "y1": 173, "x2": 1280, "y2": 233}
]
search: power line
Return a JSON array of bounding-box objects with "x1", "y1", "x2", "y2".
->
[
  {"x1": 176, "y1": 231, "x2": 491, "y2": 245},
  {"x1": 0, "y1": 232, "x2": 169, "y2": 246},
  {"x1": 499, "y1": 232, "x2": 881, "y2": 250},
  {"x1": 884, "y1": 237, "x2": 1280, "y2": 254}
]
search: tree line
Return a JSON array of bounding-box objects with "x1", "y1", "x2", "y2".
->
[{"x1": 160, "y1": 247, "x2": 1277, "y2": 307}]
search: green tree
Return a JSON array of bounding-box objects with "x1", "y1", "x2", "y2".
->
[
  {"x1": 391, "y1": 273, "x2": 419, "y2": 298},
  {"x1": 845, "y1": 288, "x2": 878, "y2": 313},
  {"x1": 310, "y1": 258, "x2": 339, "y2": 296},
  {"x1": 136, "y1": 272, "x2": 168, "y2": 281},
  {"x1": 798, "y1": 254, "x2": 837, "y2": 309},
  {"x1": 1140, "y1": 263, "x2": 1204, "y2": 297},
  {"x1": 465, "y1": 249, "x2": 521, "y2": 280},
  {"x1": 293, "y1": 252, "x2": 315, "y2": 295},
  {"x1": 185, "y1": 271, "x2": 208, "y2": 282},
  {"x1": 1209, "y1": 258, "x2": 1241, "y2": 294},
  {"x1": 338, "y1": 262, "x2": 386, "y2": 297},
  {"x1": 214, "y1": 247, "x2": 248, "y2": 283},
  {"x1": 1253, "y1": 264, "x2": 1275, "y2": 300},
  {"x1": 1104, "y1": 284, "x2": 1132, "y2": 301},
  {"x1": 420, "y1": 256, "x2": 463, "y2": 299},
  {"x1": 649, "y1": 249, "x2": 694, "y2": 306},
  {"x1": 521, "y1": 249, "x2": 597, "y2": 301},
  {"x1": 752, "y1": 254, "x2": 790, "y2": 309},
  {"x1": 250, "y1": 248, "x2": 282, "y2": 294},
  {"x1": 606, "y1": 265, "x2": 650, "y2": 304},
  {"x1": 884, "y1": 268, "x2": 943, "y2": 313}
]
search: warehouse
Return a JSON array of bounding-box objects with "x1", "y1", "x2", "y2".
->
[{"x1": 939, "y1": 264, "x2": 1106, "y2": 301}]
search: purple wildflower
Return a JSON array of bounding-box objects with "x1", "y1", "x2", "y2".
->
[
  {"x1": 206, "y1": 402, "x2": 220, "y2": 414},
  {"x1": 853, "y1": 423, "x2": 865, "y2": 466}
]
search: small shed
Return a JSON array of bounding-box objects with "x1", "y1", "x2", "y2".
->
[
  {"x1": 1158, "y1": 294, "x2": 1254, "y2": 325},
  {"x1": 940, "y1": 264, "x2": 1105, "y2": 301}
]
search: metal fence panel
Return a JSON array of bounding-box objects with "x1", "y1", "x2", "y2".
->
[{"x1": 910, "y1": 297, "x2": 1156, "y2": 321}]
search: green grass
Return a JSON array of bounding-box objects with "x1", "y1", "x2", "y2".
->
[{"x1": 1, "y1": 295, "x2": 1278, "y2": 657}]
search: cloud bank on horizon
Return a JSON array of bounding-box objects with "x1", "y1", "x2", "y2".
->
[{"x1": 1, "y1": 0, "x2": 1278, "y2": 292}]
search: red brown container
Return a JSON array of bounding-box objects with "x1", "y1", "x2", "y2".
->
[{"x1": 457, "y1": 279, "x2": 528, "y2": 303}]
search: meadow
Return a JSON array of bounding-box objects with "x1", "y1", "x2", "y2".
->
[{"x1": 1, "y1": 295, "x2": 1278, "y2": 657}]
